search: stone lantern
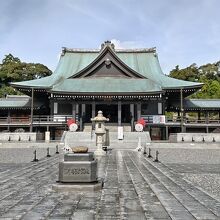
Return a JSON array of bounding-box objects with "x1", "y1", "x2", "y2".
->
[{"x1": 91, "y1": 110, "x2": 109, "y2": 156}]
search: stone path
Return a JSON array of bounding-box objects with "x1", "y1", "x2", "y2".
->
[{"x1": 0, "y1": 150, "x2": 219, "y2": 219}]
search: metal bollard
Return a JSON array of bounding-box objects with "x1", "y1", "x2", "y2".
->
[
  {"x1": 182, "y1": 137, "x2": 184, "y2": 142},
  {"x1": 32, "y1": 150, "x2": 39, "y2": 162},
  {"x1": 192, "y1": 137, "x2": 194, "y2": 142},
  {"x1": 202, "y1": 137, "x2": 205, "y2": 142},
  {"x1": 213, "y1": 137, "x2": 216, "y2": 142},
  {"x1": 143, "y1": 146, "x2": 147, "y2": 155},
  {"x1": 8, "y1": 136, "x2": 11, "y2": 142},
  {"x1": 47, "y1": 147, "x2": 51, "y2": 157},
  {"x1": 18, "y1": 136, "x2": 21, "y2": 141},
  {"x1": 56, "y1": 145, "x2": 59, "y2": 154},
  {"x1": 148, "y1": 148, "x2": 152, "y2": 158},
  {"x1": 154, "y1": 150, "x2": 159, "y2": 162},
  {"x1": 28, "y1": 136, "x2": 31, "y2": 141},
  {"x1": 102, "y1": 146, "x2": 107, "y2": 153}
]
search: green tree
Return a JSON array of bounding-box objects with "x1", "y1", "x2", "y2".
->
[
  {"x1": 169, "y1": 61, "x2": 220, "y2": 99},
  {"x1": 169, "y1": 64, "x2": 199, "y2": 82},
  {"x1": 0, "y1": 54, "x2": 52, "y2": 97}
]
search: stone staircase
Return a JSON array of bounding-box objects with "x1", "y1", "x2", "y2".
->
[
  {"x1": 83, "y1": 123, "x2": 132, "y2": 132},
  {"x1": 62, "y1": 131, "x2": 151, "y2": 149}
]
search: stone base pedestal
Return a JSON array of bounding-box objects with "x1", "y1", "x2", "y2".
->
[
  {"x1": 58, "y1": 152, "x2": 97, "y2": 183},
  {"x1": 94, "y1": 143, "x2": 106, "y2": 156},
  {"x1": 94, "y1": 149, "x2": 106, "y2": 156},
  {"x1": 52, "y1": 181, "x2": 102, "y2": 192}
]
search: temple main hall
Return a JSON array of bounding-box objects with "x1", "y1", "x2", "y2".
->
[{"x1": 1, "y1": 41, "x2": 218, "y2": 140}]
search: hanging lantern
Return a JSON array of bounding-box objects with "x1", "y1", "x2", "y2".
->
[
  {"x1": 135, "y1": 118, "x2": 146, "y2": 132},
  {"x1": 67, "y1": 119, "x2": 78, "y2": 132}
]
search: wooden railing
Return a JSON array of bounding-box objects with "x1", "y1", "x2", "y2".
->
[
  {"x1": 0, "y1": 115, "x2": 75, "y2": 125},
  {"x1": 0, "y1": 115, "x2": 219, "y2": 126}
]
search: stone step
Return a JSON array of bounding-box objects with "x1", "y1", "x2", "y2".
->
[
  {"x1": 128, "y1": 152, "x2": 219, "y2": 220},
  {"x1": 83, "y1": 123, "x2": 132, "y2": 132},
  {"x1": 63, "y1": 131, "x2": 151, "y2": 146}
]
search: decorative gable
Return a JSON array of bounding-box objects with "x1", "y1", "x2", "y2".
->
[{"x1": 69, "y1": 44, "x2": 146, "y2": 79}]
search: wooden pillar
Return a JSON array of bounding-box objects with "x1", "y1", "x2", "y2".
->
[
  {"x1": 82, "y1": 104, "x2": 86, "y2": 115},
  {"x1": 118, "y1": 101, "x2": 121, "y2": 126},
  {"x1": 72, "y1": 102, "x2": 76, "y2": 120},
  {"x1": 130, "y1": 104, "x2": 134, "y2": 131},
  {"x1": 206, "y1": 126, "x2": 209, "y2": 133},
  {"x1": 52, "y1": 101, "x2": 58, "y2": 115},
  {"x1": 205, "y1": 112, "x2": 209, "y2": 124},
  {"x1": 180, "y1": 88, "x2": 184, "y2": 133},
  {"x1": 76, "y1": 104, "x2": 79, "y2": 122},
  {"x1": 205, "y1": 111, "x2": 209, "y2": 133},
  {"x1": 30, "y1": 88, "x2": 34, "y2": 132},
  {"x1": 7, "y1": 110, "x2": 10, "y2": 131},
  {"x1": 137, "y1": 102, "x2": 141, "y2": 119},
  {"x1": 198, "y1": 111, "x2": 201, "y2": 121},
  {"x1": 158, "y1": 102, "x2": 162, "y2": 115},
  {"x1": 92, "y1": 101, "x2": 96, "y2": 118},
  {"x1": 80, "y1": 104, "x2": 86, "y2": 131},
  {"x1": 165, "y1": 126, "x2": 169, "y2": 140}
]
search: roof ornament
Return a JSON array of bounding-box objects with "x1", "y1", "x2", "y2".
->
[
  {"x1": 105, "y1": 58, "x2": 111, "y2": 68},
  {"x1": 61, "y1": 47, "x2": 67, "y2": 56},
  {"x1": 101, "y1": 41, "x2": 115, "y2": 51}
]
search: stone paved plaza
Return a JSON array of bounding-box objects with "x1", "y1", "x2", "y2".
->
[{"x1": 0, "y1": 143, "x2": 220, "y2": 219}]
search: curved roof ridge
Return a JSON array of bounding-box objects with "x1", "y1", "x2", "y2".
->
[{"x1": 62, "y1": 47, "x2": 156, "y2": 54}]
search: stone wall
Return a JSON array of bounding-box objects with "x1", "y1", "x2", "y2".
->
[
  {"x1": 0, "y1": 132, "x2": 37, "y2": 142},
  {"x1": 170, "y1": 133, "x2": 220, "y2": 143}
]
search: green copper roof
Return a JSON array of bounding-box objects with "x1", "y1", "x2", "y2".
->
[
  {"x1": 0, "y1": 95, "x2": 42, "y2": 109},
  {"x1": 185, "y1": 99, "x2": 220, "y2": 109},
  {"x1": 11, "y1": 45, "x2": 203, "y2": 91},
  {"x1": 116, "y1": 52, "x2": 202, "y2": 89},
  {"x1": 51, "y1": 78, "x2": 161, "y2": 94},
  {"x1": 171, "y1": 99, "x2": 220, "y2": 110}
]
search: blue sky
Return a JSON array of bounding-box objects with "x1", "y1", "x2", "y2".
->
[{"x1": 0, "y1": 0, "x2": 219, "y2": 74}]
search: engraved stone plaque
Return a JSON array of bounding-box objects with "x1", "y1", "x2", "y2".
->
[{"x1": 58, "y1": 153, "x2": 97, "y2": 183}]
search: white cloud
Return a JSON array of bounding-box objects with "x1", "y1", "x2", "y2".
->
[{"x1": 110, "y1": 39, "x2": 145, "y2": 49}]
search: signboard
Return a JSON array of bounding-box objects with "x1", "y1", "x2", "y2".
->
[
  {"x1": 153, "y1": 115, "x2": 166, "y2": 124},
  {"x1": 118, "y1": 126, "x2": 124, "y2": 140}
]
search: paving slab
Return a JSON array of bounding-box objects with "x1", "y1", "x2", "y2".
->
[{"x1": 0, "y1": 146, "x2": 218, "y2": 219}]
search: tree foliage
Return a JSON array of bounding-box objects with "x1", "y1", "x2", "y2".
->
[
  {"x1": 0, "y1": 54, "x2": 52, "y2": 97},
  {"x1": 169, "y1": 61, "x2": 220, "y2": 99}
]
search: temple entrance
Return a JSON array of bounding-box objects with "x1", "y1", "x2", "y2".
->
[
  {"x1": 82, "y1": 103, "x2": 133, "y2": 127},
  {"x1": 96, "y1": 104, "x2": 118, "y2": 123},
  {"x1": 122, "y1": 104, "x2": 130, "y2": 123}
]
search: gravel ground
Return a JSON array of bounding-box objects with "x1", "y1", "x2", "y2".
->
[
  {"x1": 183, "y1": 173, "x2": 220, "y2": 201},
  {"x1": 145, "y1": 146, "x2": 220, "y2": 202},
  {"x1": 0, "y1": 145, "x2": 62, "y2": 163},
  {"x1": 148, "y1": 148, "x2": 220, "y2": 164}
]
